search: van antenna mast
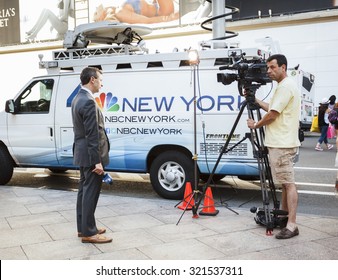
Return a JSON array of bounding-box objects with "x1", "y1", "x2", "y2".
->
[
  {"x1": 201, "y1": 0, "x2": 239, "y2": 48},
  {"x1": 212, "y1": 0, "x2": 226, "y2": 40}
]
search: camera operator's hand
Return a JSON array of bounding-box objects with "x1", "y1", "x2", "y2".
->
[{"x1": 247, "y1": 118, "x2": 256, "y2": 129}]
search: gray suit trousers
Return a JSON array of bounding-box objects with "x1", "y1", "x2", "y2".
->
[{"x1": 76, "y1": 166, "x2": 103, "y2": 237}]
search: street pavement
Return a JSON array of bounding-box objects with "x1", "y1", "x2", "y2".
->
[{"x1": 0, "y1": 180, "x2": 338, "y2": 260}]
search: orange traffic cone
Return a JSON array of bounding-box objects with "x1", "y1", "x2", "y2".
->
[
  {"x1": 199, "y1": 187, "x2": 219, "y2": 216},
  {"x1": 177, "y1": 182, "x2": 194, "y2": 210}
]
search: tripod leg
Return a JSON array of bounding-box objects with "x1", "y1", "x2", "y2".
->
[
  {"x1": 176, "y1": 191, "x2": 197, "y2": 225},
  {"x1": 247, "y1": 105, "x2": 275, "y2": 234},
  {"x1": 192, "y1": 100, "x2": 249, "y2": 216}
]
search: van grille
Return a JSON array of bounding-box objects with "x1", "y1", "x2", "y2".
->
[{"x1": 200, "y1": 142, "x2": 248, "y2": 156}]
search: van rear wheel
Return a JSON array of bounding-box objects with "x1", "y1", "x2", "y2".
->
[
  {"x1": 0, "y1": 146, "x2": 14, "y2": 185},
  {"x1": 150, "y1": 151, "x2": 195, "y2": 200}
]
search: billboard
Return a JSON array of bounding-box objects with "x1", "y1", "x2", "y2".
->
[
  {"x1": 0, "y1": 0, "x2": 337, "y2": 47},
  {"x1": 18, "y1": 0, "x2": 75, "y2": 44},
  {"x1": 0, "y1": 0, "x2": 20, "y2": 45},
  {"x1": 225, "y1": 0, "x2": 338, "y2": 19}
]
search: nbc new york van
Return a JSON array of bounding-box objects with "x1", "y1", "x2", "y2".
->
[{"x1": 0, "y1": 23, "x2": 313, "y2": 199}]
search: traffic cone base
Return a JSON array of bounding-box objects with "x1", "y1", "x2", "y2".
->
[
  {"x1": 199, "y1": 208, "x2": 219, "y2": 216},
  {"x1": 199, "y1": 187, "x2": 219, "y2": 216},
  {"x1": 177, "y1": 182, "x2": 194, "y2": 210}
]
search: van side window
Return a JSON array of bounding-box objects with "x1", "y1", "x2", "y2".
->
[{"x1": 17, "y1": 79, "x2": 54, "y2": 113}]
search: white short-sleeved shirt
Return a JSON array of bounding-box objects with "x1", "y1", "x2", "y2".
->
[{"x1": 265, "y1": 77, "x2": 301, "y2": 148}]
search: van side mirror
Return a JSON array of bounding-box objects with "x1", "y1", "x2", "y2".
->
[{"x1": 5, "y1": 99, "x2": 16, "y2": 114}]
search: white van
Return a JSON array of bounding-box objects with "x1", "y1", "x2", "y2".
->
[
  {"x1": 0, "y1": 23, "x2": 312, "y2": 199},
  {"x1": 288, "y1": 69, "x2": 315, "y2": 131}
]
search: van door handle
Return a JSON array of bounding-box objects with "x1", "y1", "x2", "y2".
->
[{"x1": 49, "y1": 127, "x2": 53, "y2": 137}]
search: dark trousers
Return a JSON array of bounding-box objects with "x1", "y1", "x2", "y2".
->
[{"x1": 76, "y1": 166, "x2": 103, "y2": 237}]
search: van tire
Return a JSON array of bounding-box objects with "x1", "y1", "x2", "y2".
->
[
  {"x1": 150, "y1": 151, "x2": 195, "y2": 200},
  {"x1": 0, "y1": 146, "x2": 14, "y2": 185}
]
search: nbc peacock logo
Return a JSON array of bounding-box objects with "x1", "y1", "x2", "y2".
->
[{"x1": 95, "y1": 92, "x2": 120, "y2": 112}]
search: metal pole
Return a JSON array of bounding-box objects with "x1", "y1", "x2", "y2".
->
[
  {"x1": 193, "y1": 65, "x2": 198, "y2": 194},
  {"x1": 212, "y1": 0, "x2": 225, "y2": 40},
  {"x1": 191, "y1": 64, "x2": 199, "y2": 219}
]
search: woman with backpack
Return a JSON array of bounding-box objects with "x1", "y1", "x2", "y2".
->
[{"x1": 315, "y1": 97, "x2": 334, "y2": 151}]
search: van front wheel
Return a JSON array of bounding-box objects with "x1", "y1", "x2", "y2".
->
[
  {"x1": 0, "y1": 146, "x2": 14, "y2": 185},
  {"x1": 150, "y1": 151, "x2": 195, "y2": 200}
]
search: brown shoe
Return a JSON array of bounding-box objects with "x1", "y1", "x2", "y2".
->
[
  {"x1": 78, "y1": 228, "x2": 106, "y2": 237},
  {"x1": 275, "y1": 227, "x2": 299, "y2": 239},
  {"x1": 81, "y1": 234, "x2": 112, "y2": 244}
]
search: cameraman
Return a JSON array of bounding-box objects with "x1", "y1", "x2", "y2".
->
[{"x1": 247, "y1": 54, "x2": 300, "y2": 239}]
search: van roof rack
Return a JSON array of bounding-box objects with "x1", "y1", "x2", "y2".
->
[
  {"x1": 63, "y1": 21, "x2": 152, "y2": 49},
  {"x1": 50, "y1": 22, "x2": 152, "y2": 61}
]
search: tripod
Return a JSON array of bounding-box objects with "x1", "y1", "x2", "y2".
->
[{"x1": 192, "y1": 84, "x2": 287, "y2": 234}]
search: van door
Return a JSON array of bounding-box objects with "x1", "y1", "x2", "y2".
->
[
  {"x1": 6, "y1": 77, "x2": 58, "y2": 166},
  {"x1": 53, "y1": 75, "x2": 80, "y2": 167}
]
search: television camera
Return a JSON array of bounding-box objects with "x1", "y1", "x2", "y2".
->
[{"x1": 217, "y1": 52, "x2": 271, "y2": 100}]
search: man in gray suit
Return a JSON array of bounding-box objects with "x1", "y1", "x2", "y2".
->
[{"x1": 71, "y1": 67, "x2": 112, "y2": 243}]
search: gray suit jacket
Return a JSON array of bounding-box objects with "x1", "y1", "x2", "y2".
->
[{"x1": 71, "y1": 88, "x2": 109, "y2": 167}]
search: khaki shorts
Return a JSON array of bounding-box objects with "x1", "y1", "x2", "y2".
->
[{"x1": 268, "y1": 147, "x2": 297, "y2": 185}]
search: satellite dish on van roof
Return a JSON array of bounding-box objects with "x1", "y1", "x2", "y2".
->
[{"x1": 63, "y1": 21, "x2": 152, "y2": 49}]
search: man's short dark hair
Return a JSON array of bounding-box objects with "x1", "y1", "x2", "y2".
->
[
  {"x1": 80, "y1": 67, "x2": 102, "y2": 85},
  {"x1": 267, "y1": 54, "x2": 288, "y2": 69}
]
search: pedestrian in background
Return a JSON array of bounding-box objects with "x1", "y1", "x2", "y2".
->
[
  {"x1": 329, "y1": 95, "x2": 336, "y2": 110},
  {"x1": 315, "y1": 97, "x2": 334, "y2": 151},
  {"x1": 332, "y1": 102, "x2": 338, "y2": 192},
  {"x1": 247, "y1": 54, "x2": 300, "y2": 239},
  {"x1": 71, "y1": 67, "x2": 112, "y2": 244},
  {"x1": 328, "y1": 95, "x2": 337, "y2": 139}
]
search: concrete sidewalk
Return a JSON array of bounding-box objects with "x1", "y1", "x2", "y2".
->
[{"x1": 0, "y1": 185, "x2": 338, "y2": 260}]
